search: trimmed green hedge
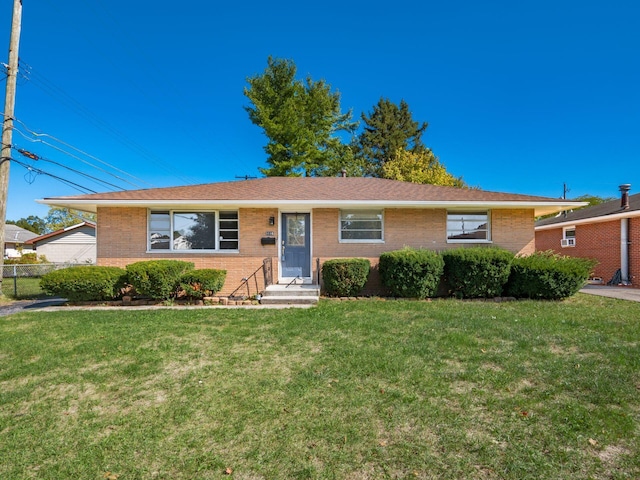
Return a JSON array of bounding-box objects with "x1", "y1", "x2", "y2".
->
[
  {"x1": 179, "y1": 269, "x2": 227, "y2": 299},
  {"x1": 126, "y1": 260, "x2": 194, "y2": 300},
  {"x1": 505, "y1": 251, "x2": 597, "y2": 300},
  {"x1": 322, "y1": 259, "x2": 370, "y2": 297},
  {"x1": 379, "y1": 248, "x2": 444, "y2": 298},
  {"x1": 40, "y1": 266, "x2": 128, "y2": 302},
  {"x1": 442, "y1": 247, "x2": 514, "y2": 298}
]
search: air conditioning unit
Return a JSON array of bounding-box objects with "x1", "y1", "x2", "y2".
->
[{"x1": 561, "y1": 238, "x2": 575, "y2": 247}]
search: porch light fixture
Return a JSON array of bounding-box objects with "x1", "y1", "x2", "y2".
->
[{"x1": 269, "y1": 216, "x2": 275, "y2": 226}]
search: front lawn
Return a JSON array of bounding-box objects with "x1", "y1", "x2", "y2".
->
[{"x1": 1, "y1": 295, "x2": 639, "y2": 479}]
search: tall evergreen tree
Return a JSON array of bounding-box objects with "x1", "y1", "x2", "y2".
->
[
  {"x1": 358, "y1": 98, "x2": 428, "y2": 176},
  {"x1": 244, "y1": 57, "x2": 357, "y2": 177}
]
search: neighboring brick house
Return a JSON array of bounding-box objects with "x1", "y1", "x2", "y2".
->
[
  {"x1": 24, "y1": 222, "x2": 96, "y2": 264},
  {"x1": 535, "y1": 185, "x2": 639, "y2": 286},
  {"x1": 39, "y1": 177, "x2": 580, "y2": 295}
]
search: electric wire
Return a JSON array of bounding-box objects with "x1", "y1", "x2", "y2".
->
[
  {"x1": 11, "y1": 120, "x2": 150, "y2": 189},
  {"x1": 14, "y1": 145, "x2": 125, "y2": 191},
  {"x1": 9, "y1": 156, "x2": 98, "y2": 194},
  {"x1": 17, "y1": 60, "x2": 200, "y2": 185}
]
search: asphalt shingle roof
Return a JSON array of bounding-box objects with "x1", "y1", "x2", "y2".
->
[
  {"x1": 3, "y1": 224, "x2": 39, "y2": 243},
  {"x1": 45, "y1": 177, "x2": 568, "y2": 203},
  {"x1": 536, "y1": 192, "x2": 640, "y2": 227}
]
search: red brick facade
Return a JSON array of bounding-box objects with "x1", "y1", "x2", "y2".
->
[
  {"x1": 535, "y1": 218, "x2": 639, "y2": 286},
  {"x1": 97, "y1": 206, "x2": 536, "y2": 296}
]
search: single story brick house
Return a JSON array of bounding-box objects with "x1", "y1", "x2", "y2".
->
[
  {"x1": 24, "y1": 222, "x2": 96, "y2": 264},
  {"x1": 39, "y1": 177, "x2": 581, "y2": 295},
  {"x1": 536, "y1": 184, "x2": 639, "y2": 286}
]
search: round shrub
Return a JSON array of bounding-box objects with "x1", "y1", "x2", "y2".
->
[
  {"x1": 126, "y1": 260, "x2": 195, "y2": 300},
  {"x1": 379, "y1": 248, "x2": 444, "y2": 298},
  {"x1": 322, "y1": 259, "x2": 370, "y2": 297},
  {"x1": 505, "y1": 251, "x2": 597, "y2": 300},
  {"x1": 40, "y1": 266, "x2": 128, "y2": 302},
  {"x1": 179, "y1": 269, "x2": 227, "y2": 299},
  {"x1": 442, "y1": 247, "x2": 514, "y2": 298}
]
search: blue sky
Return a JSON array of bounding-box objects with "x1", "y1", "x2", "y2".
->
[{"x1": 2, "y1": 0, "x2": 638, "y2": 220}]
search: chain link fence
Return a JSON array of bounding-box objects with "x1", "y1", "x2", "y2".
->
[{"x1": 1, "y1": 263, "x2": 91, "y2": 299}]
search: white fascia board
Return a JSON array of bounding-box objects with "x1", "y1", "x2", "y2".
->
[
  {"x1": 38, "y1": 198, "x2": 585, "y2": 213},
  {"x1": 536, "y1": 209, "x2": 640, "y2": 231}
]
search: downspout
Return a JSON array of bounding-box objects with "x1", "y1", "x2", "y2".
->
[
  {"x1": 619, "y1": 184, "x2": 631, "y2": 285},
  {"x1": 621, "y1": 218, "x2": 629, "y2": 285}
]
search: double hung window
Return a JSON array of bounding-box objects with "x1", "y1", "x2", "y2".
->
[
  {"x1": 561, "y1": 227, "x2": 576, "y2": 247},
  {"x1": 148, "y1": 210, "x2": 238, "y2": 252},
  {"x1": 340, "y1": 210, "x2": 384, "y2": 242}
]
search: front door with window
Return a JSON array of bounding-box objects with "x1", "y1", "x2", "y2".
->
[{"x1": 281, "y1": 213, "x2": 311, "y2": 279}]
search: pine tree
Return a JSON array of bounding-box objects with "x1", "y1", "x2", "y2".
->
[
  {"x1": 358, "y1": 98, "x2": 428, "y2": 176},
  {"x1": 244, "y1": 57, "x2": 357, "y2": 177}
]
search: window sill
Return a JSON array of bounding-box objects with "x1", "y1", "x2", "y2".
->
[
  {"x1": 146, "y1": 250, "x2": 239, "y2": 254},
  {"x1": 446, "y1": 240, "x2": 492, "y2": 244},
  {"x1": 339, "y1": 240, "x2": 385, "y2": 244}
]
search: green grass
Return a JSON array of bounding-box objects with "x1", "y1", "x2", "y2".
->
[
  {"x1": 1, "y1": 294, "x2": 639, "y2": 479},
  {"x1": 1, "y1": 277, "x2": 51, "y2": 300}
]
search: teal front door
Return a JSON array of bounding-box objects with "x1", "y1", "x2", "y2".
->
[{"x1": 281, "y1": 213, "x2": 311, "y2": 279}]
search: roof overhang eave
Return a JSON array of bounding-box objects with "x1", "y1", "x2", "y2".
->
[
  {"x1": 38, "y1": 198, "x2": 586, "y2": 215},
  {"x1": 536, "y1": 208, "x2": 640, "y2": 230}
]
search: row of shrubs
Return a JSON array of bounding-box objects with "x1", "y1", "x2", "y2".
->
[
  {"x1": 40, "y1": 260, "x2": 226, "y2": 302},
  {"x1": 322, "y1": 248, "x2": 597, "y2": 300}
]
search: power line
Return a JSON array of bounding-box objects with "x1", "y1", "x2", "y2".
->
[
  {"x1": 14, "y1": 146, "x2": 125, "y2": 191},
  {"x1": 17, "y1": 60, "x2": 201, "y2": 185},
  {"x1": 11, "y1": 118, "x2": 151, "y2": 188},
  {"x1": 9, "y1": 156, "x2": 97, "y2": 194}
]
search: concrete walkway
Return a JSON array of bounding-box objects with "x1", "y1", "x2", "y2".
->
[
  {"x1": 0, "y1": 298, "x2": 67, "y2": 317},
  {"x1": 579, "y1": 285, "x2": 640, "y2": 302}
]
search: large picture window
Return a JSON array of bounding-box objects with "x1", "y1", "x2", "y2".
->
[
  {"x1": 148, "y1": 210, "x2": 239, "y2": 252},
  {"x1": 447, "y1": 211, "x2": 490, "y2": 242},
  {"x1": 340, "y1": 210, "x2": 383, "y2": 242}
]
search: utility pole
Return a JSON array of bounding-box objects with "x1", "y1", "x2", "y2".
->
[{"x1": 0, "y1": 0, "x2": 23, "y2": 296}]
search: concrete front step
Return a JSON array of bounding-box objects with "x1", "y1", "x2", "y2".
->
[
  {"x1": 260, "y1": 284, "x2": 320, "y2": 305},
  {"x1": 263, "y1": 285, "x2": 320, "y2": 296},
  {"x1": 259, "y1": 296, "x2": 318, "y2": 305}
]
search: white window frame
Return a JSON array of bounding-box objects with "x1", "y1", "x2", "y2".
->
[
  {"x1": 339, "y1": 209, "x2": 384, "y2": 243},
  {"x1": 561, "y1": 226, "x2": 576, "y2": 247},
  {"x1": 446, "y1": 210, "x2": 492, "y2": 243},
  {"x1": 147, "y1": 210, "x2": 239, "y2": 253}
]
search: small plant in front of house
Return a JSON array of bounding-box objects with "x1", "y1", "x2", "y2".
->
[
  {"x1": 505, "y1": 250, "x2": 598, "y2": 300},
  {"x1": 322, "y1": 258, "x2": 370, "y2": 297},
  {"x1": 40, "y1": 266, "x2": 128, "y2": 302},
  {"x1": 442, "y1": 247, "x2": 514, "y2": 298},
  {"x1": 178, "y1": 269, "x2": 227, "y2": 299},
  {"x1": 125, "y1": 260, "x2": 195, "y2": 300},
  {"x1": 379, "y1": 247, "x2": 444, "y2": 298}
]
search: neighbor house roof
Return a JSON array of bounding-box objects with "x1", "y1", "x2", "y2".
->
[
  {"x1": 38, "y1": 177, "x2": 584, "y2": 216},
  {"x1": 3, "y1": 224, "x2": 39, "y2": 244},
  {"x1": 536, "y1": 192, "x2": 640, "y2": 230},
  {"x1": 24, "y1": 222, "x2": 96, "y2": 245}
]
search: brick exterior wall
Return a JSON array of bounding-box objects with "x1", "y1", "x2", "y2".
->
[
  {"x1": 97, "y1": 207, "x2": 278, "y2": 296},
  {"x1": 97, "y1": 206, "x2": 536, "y2": 296},
  {"x1": 313, "y1": 208, "x2": 535, "y2": 295},
  {"x1": 535, "y1": 218, "x2": 639, "y2": 286}
]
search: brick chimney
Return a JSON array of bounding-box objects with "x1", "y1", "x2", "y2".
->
[{"x1": 620, "y1": 184, "x2": 631, "y2": 210}]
